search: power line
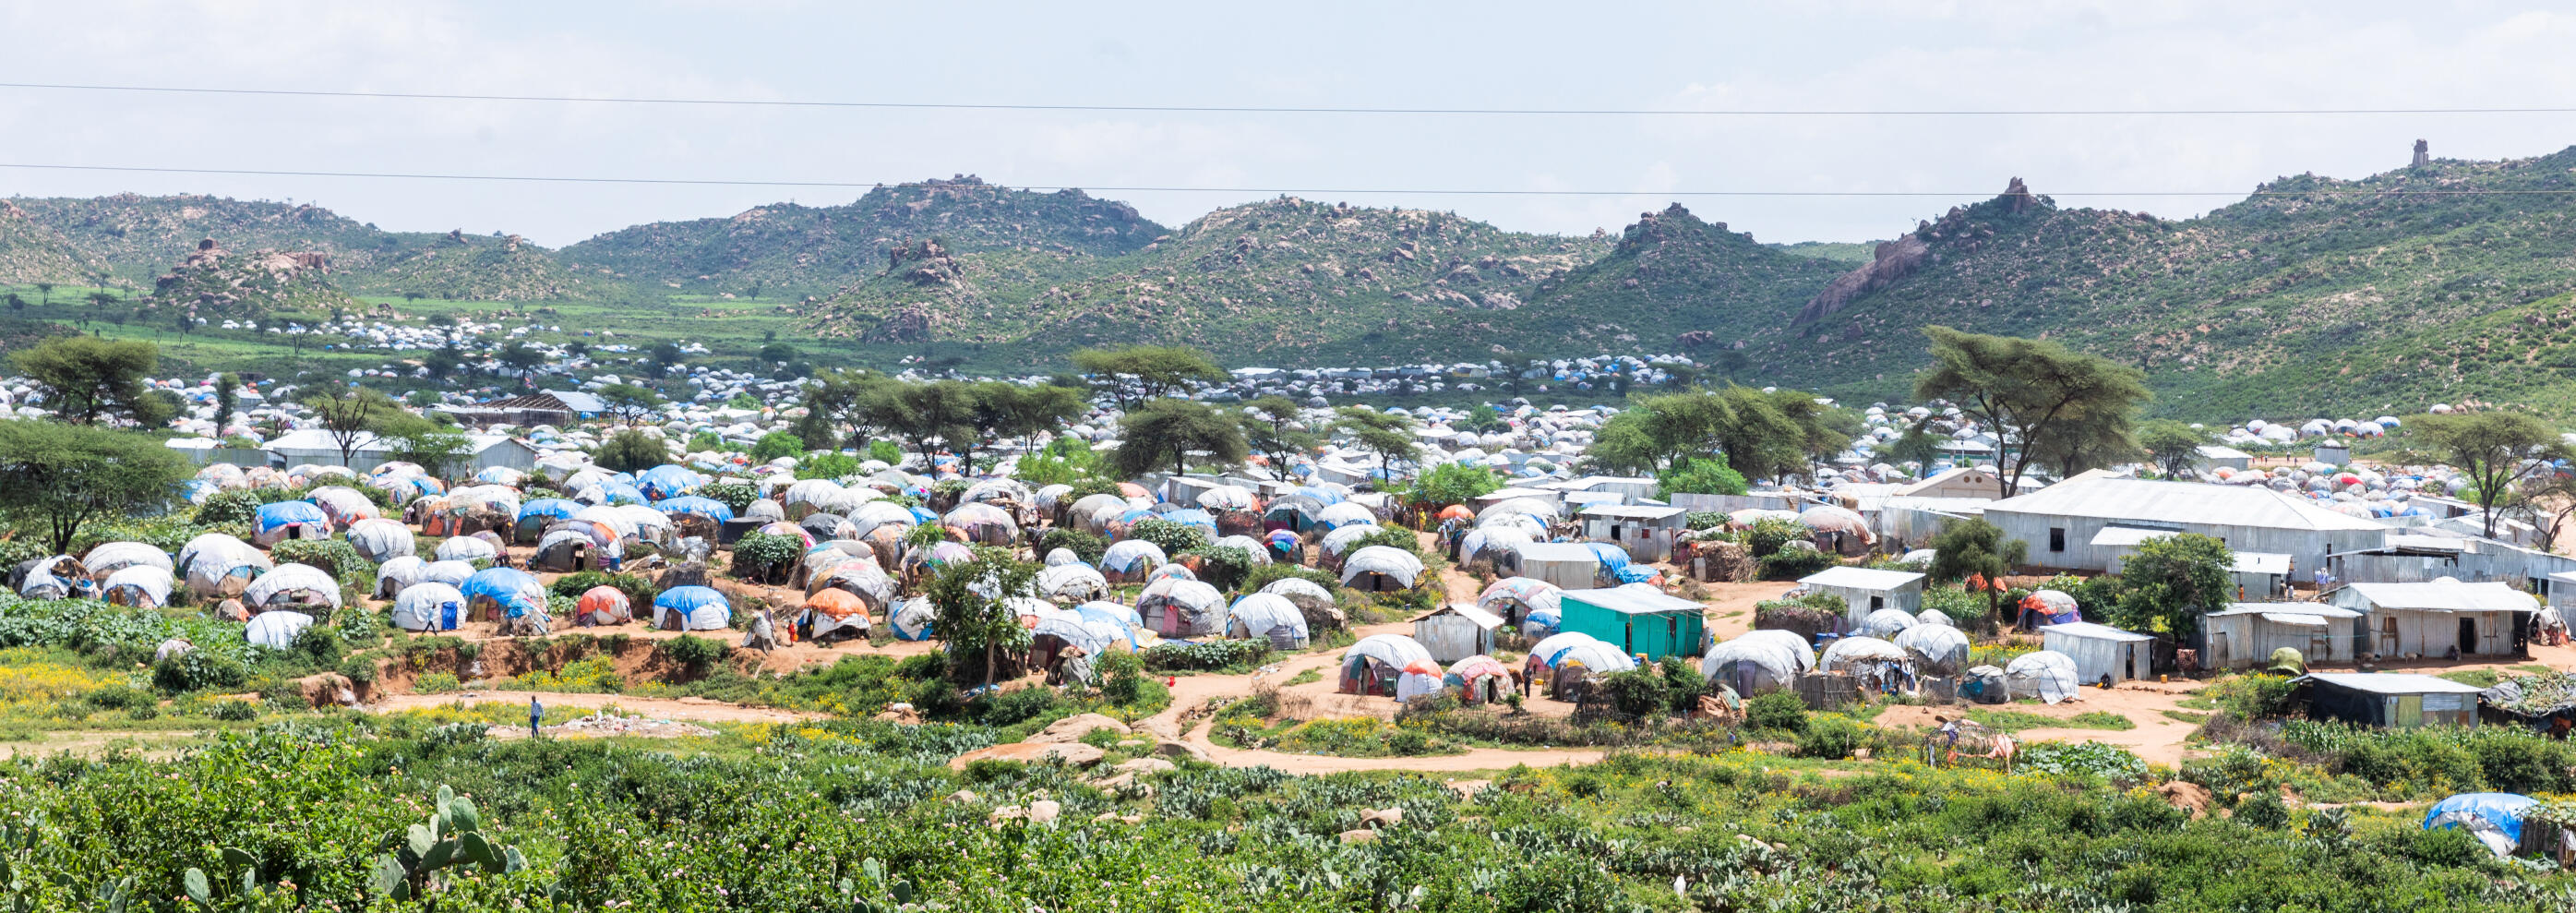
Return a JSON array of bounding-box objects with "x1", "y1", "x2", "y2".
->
[
  {"x1": 4, "y1": 80, "x2": 2574, "y2": 117},
  {"x1": 1, "y1": 161, "x2": 2571, "y2": 198}
]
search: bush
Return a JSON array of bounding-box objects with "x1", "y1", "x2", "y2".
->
[
  {"x1": 2235, "y1": 791, "x2": 2290, "y2": 828},
  {"x1": 797, "y1": 451, "x2": 862, "y2": 481},
  {"x1": 1037, "y1": 527, "x2": 1108, "y2": 565},
  {"x1": 337, "y1": 655, "x2": 378, "y2": 684},
  {"x1": 1349, "y1": 525, "x2": 1421, "y2": 555},
  {"x1": 86, "y1": 684, "x2": 151, "y2": 710},
  {"x1": 1097, "y1": 650, "x2": 1149, "y2": 705},
  {"x1": 1241, "y1": 562, "x2": 1338, "y2": 595},
  {"x1": 1599, "y1": 667, "x2": 1671, "y2": 718},
  {"x1": 270, "y1": 538, "x2": 376, "y2": 587},
  {"x1": 207, "y1": 699, "x2": 258, "y2": 722},
  {"x1": 970, "y1": 686, "x2": 1063, "y2": 727},
  {"x1": 1141, "y1": 639, "x2": 1271, "y2": 673},
  {"x1": 730, "y1": 533, "x2": 802, "y2": 583},
  {"x1": 1657, "y1": 655, "x2": 1707, "y2": 715},
  {"x1": 1796, "y1": 714, "x2": 1867, "y2": 759},
  {"x1": 1757, "y1": 548, "x2": 1835, "y2": 581},
  {"x1": 1744, "y1": 517, "x2": 1814, "y2": 558},
  {"x1": 291, "y1": 625, "x2": 345, "y2": 668},
  {"x1": 658, "y1": 634, "x2": 725, "y2": 671},
  {"x1": 698, "y1": 482, "x2": 759, "y2": 513},
  {"x1": 2206, "y1": 674, "x2": 2298, "y2": 720},
  {"x1": 155, "y1": 649, "x2": 247, "y2": 693},
  {"x1": 1745, "y1": 691, "x2": 1808, "y2": 734},
  {"x1": 547, "y1": 571, "x2": 657, "y2": 608},
  {"x1": 1129, "y1": 518, "x2": 1209, "y2": 556},
  {"x1": 1683, "y1": 511, "x2": 1727, "y2": 532},
  {"x1": 749, "y1": 431, "x2": 804, "y2": 463},
  {"x1": 1188, "y1": 545, "x2": 1257, "y2": 592},
  {"x1": 193, "y1": 489, "x2": 263, "y2": 527}
]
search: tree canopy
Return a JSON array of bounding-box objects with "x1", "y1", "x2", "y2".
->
[
  {"x1": 1239, "y1": 396, "x2": 1318, "y2": 482},
  {"x1": 1656, "y1": 457, "x2": 1750, "y2": 499},
  {"x1": 1070, "y1": 345, "x2": 1225, "y2": 408},
  {"x1": 0, "y1": 422, "x2": 188, "y2": 552},
  {"x1": 1925, "y1": 519, "x2": 2029, "y2": 625},
  {"x1": 2412, "y1": 409, "x2": 2572, "y2": 539},
  {"x1": 593, "y1": 429, "x2": 671, "y2": 475},
  {"x1": 1110, "y1": 399, "x2": 1246, "y2": 479},
  {"x1": 2137, "y1": 420, "x2": 2216, "y2": 479},
  {"x1": 302, "y1": 386, "x2": 399, "y2": 467},
  {"x1": 1332, "y1": 407, "x2": 1421, "y2": 483},
  {"x1": 1409, "y1": 463, "x2": 1504, "y2": 507},
  {"x1": 923, "y1": 547, "x2": 1039, "y2": 686},
  {"x1": 1584, "y1": 387, "x2": 1848, "y2": 483},
  {"x1": 14, "y1": 336, "x2": 161, "y2": 426},
  {"x1": 595, "y1": 383, "x2": 665, "y2": 424},
  {"x1": 2106, "y1": 533, "x2": 2234, "y2": 639},
  {"x1": 1915, "y1": 326, "x2": 2149, "y2": 499}
]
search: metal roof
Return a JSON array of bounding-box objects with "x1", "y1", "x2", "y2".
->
[
  {"x1": 1798, "y1": 566, "x2": 1926, "y2": 591},
  {"x1": 2295, "y1": 672, "x2": 2487, "y2": 695},
  {"x1": 2232, "y1": 552, "x2": 2293, "y2": 575},
  {"x1": 2040, "y1": 621, "x2": 2156, "y2": 643},
  {"x1": 1987, "y1": 476, "x2": 2389, "y2": 532},
  {"x1": 2211, "y1": 602, "x2": 2361, "y2": 619},
  {"x1": 1560, "y1": 586, "x2": 1703, "y2": 615},
  {"x1": 1578, "y1": 504, "x2": 1688, "y2": 520},
  {"x1": 1413, "y1": 604, "x2": 1504, "y2": 629},
  {"x1": 2339, "y1": 581, "x2": 2538, "y2": 613},
  {"x1": 1513, "y1": 542, "x2": 1600, "y2": 563}
]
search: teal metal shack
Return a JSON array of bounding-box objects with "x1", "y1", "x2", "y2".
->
[{"x1": 1557, "y1": 586, "x2": 1706, "y2": 661}]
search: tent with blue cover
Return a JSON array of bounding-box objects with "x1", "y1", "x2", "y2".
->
[
  {"x1": 461, "y1": 567, "x2": 546, "y2": 621},
  {"x1": 516, "y1": 498, "x2": 581, "y2": 536},
  {"x1": 1583, "y1": 542, "x2": 1632, "y2": 573},
  {"x1": 577, "y1": 481, "x2": 647, "y2": 506},
  {"x1": 653, "y1": 585, "x2": 733, "y2": 631},
  {"x1": 254, "y1": 501, "x2": 332, "y2": 547},
  {"x1": 888, "y1": 595, "x2": 936, "y2": 640},
  {"x1": 637, "y1": 465, "x2": 705, "y2": 500},
  {"x1": 655, "y1": 496, "x2": 736, "y2": 523},
  {"x1": 2425, "y1": 793, "x2": 2539, "y2": 857},
  {"x1": 391, "y1": 583, "x2": 469, "y2": 631}
]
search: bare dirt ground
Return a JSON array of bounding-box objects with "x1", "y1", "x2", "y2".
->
[{"x1": 0, "y1": 730, "x2": 198, "y2": 760}]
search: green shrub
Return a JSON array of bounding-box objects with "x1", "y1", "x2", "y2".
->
[
  {"x1": 270, "y1": 538, "x2": 376, "y2": 587},
  {"x1": 1141, "y1": 640, "x2": 1271, "y2": 673},
  {"x1": 193, "y1": 490, "x2": 263, "y2": 527},
  {"x1": 1757, "y1": 548, "x2": 1835, "y2": 581},
  {"x1": 86, "y1": 684, "x2": 152, "y2": 710},
  {"x1": 2235, "y1": 791, "x2": 2290, "y2": 828},
  {"x1": 1129, "y1": 518, "x2": 1209, "y2": 556},
  {"x1": 658, "y1": 635, "x2": 725, "y2": 671},
  {"x1": 1037, "y1": 527, "x2": 1108, "y2": 564},
  {"x1": 698, "y1": 482, "x2": 760, "y2": 513},
  {"x1": 1097, "y1": 650, "x2": 1149, "y2": 705},
  {"x1": 337, "y1": 655, "x2": 378, "y2": 684},
  {"x1": 548, "y1": 571, "x2": 657, "y2": 608},
  {"x1": 155, "y1": 649, "x2": 247, "y2": 693},
  {"x1": 1599, "y1": 667, "x2": 1671, "y2": 718},
  {"x1": 1796, "y1": 714, "x2": 1866, "y2": 759},
  {"x1": 1745, "y1": 691, "x2": 1808, "y2": 734},
  {"x1": 1744, "y1": 517, "x2": 1814, "y2": 558},
  {"x1": 1187, "y1": 545, "x2": 1257, "y2": 592},
  {"x1": 2206, "y1": 674, "x2": 2298, "y2": 720},
  {"x1": 291, "y1": 625, "x2": 345, "y2": 668},
  {"x1": 207, "y1": 699, "x2": 258, "y2": 722},
  {"x1": 730, "y1": 533, "x2": 803, "y2": 583},
  {"x1": 1240, "y1": 562, "x2": 1337, "y2": 595},
  {"x1": 1683, "y1": 511, "x2": 1727, "y2": 531}
]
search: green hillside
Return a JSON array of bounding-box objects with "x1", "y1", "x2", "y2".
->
[
  {"x1": 139, "y1": 242, "x2": 358, "y2": 318},
  {"x1": 805, "y1": 196, "x2": 1621, "y2": 364},
  {"x1": 1761, "y1": 151, "x2": 2576, "y2": 418},
  {"x1": 12, "y1": 194, "x2": 611, "y2": 301},
  {"x1": 1519, "y1": 203, "x2": 1851, "y2": 354},
  {"x1": 559, "y1": 176, "x2": 1165, "y2": 297},
  {"x1": 0, "y1": 201, "x2": 105, "y2": 287}
]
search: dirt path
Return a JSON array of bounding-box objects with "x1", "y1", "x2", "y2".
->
[
  {"x1": 0, "y1": 730, "x2": 198, "y2": 760},
  {"x1": 365, "y1": 690, "x2": 824, "y2": 725}
]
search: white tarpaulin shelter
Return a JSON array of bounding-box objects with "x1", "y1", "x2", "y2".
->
[{"x1": 2040, "y1": 621, "x2": 2156, "y2": 685}]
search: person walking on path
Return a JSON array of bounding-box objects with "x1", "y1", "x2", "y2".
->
[{"x1": 529, "y1": 695, "x2": 544, "y2": 739}]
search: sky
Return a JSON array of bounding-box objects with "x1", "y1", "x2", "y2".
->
[{"x1": 5, "y1": 1, "x2": 2576, "y2": 248}]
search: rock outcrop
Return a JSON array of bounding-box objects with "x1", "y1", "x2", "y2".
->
[{"x1": 1793, "y1": 234, "x2": 1931, "y2": 325}]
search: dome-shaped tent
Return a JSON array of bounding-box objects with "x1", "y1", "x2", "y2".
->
[
  {"x1": 245, "y1": 611, "x2": 315, "y2": 650},
  {"x1": 101, "y1": 565, "x2": 174, "y2": 609},
  {"x1": 1139, "y1": 577, "x2": 1225, "y2": 637},
  {"x1": 1857, "y1": 607, "x2": 1919, "y2": 640},
  {"x1": 434, "y1": 535, "x2": 498, "y2": 564},
  {"x1": 1477, "y1": 577, "x2": 1562, "y2": 629},
  {"x1": 373, "y1": 555, "x2": 426, "y2": 598},
  {"x1": 390, "y1": 583, "x2": 469, "y2": 631},
  {"x1": 1894, "y1": 624, "x2": 1971, "y2": 675},
  {"x1": 254, "y1": 500, "x2": 332, "y2": 547},
  {"x1": 461, "y1": 567, "x2": 547, "y2": 622},
  {"x1": 1036, "y1": 563, "x2": 1109, "y2": 604},
  {"x1": 800, "y1": 588, "x2": 871, "y2": 643},
  {"x1": 418, "y1": 559, "x2": 476, "y2": 589},
  {"x1": 244, "y1": 563, "x2": 341, "y2": 612},
  {"x1": 2005, "y1": 650, "x2": 2080, "y2": 704},
  {"x1": 572, "y1": 585, "x2": 633, "y2": 627},
  {"x1": 887, "y1": 595, "x2": 935, "y2": 641},
  {"x1": 1340, "y1": 546, "x2": 1423, "y2": 592},
  {"x1": 653, "y1": 584, "x2": 732, "y2": 631},
  {"x1": 83, "y1": 542, "x2": 173, "y2": 580},
  {"x1": 1224, "y1": 593, "x2": 1310, "y2": 648},
  {"x1": 1701, "y1": 635, "x2": 1803, "y2": 696},
  {"x1": 1339, "y1": 633, "x2": 1434, "y2": 695}
]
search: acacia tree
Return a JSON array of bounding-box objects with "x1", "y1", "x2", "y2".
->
[
  {"x1": 1070, "y1": 345, "x2": 1226, "y2": 409},
  {"x1": 1333, "y1": 406, "x2": 1421, "y2": 484},
  {"x1": 1925, "y1": 519, "x2": 2029, "y2": 626},
  {"x1": 593, "y1": 429, "x2": 670, "y2": 474},
  {"x1": 0, "y1": 421, "x2": 187, "y2": 552},
  {"x1": 2414, "y1": 409, "x2": 2572, "y2": 539},
  {"x1": 595, "y1": 382, "x2": 665, "y2": 424},
  {"x1": 1915, "y1": 326, "x2": 2149, "y2": 499},
  {"x1": 1875, "y1": 417, "x2": 1943, "y2": 470},
  {"x1": 924, "y1": 547, "x2": 1039, "y2": 686},
  {"x1": 1239, "y1": 396, "x2": 1317, "y2": 482},
  {"x1": 303, "y1": 386, "x2": 396, "y2": 467},
  {"x1": 213, "y1": 373, "x2": 241, "y2": 436},
  {"x1": 14, "y1": 336, "x2": 160, "y2": 426},
  {"x1": 1110, "y1": 398, "x2": 1246, "y2": 479},
  {"x1": 2136, "y1": 419, "x2": 2216, "y2": 479}
]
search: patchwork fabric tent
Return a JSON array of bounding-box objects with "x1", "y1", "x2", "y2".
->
[
  {"x1": 244, "y1": 563, "x2": 341, "y2": 612},
  {"x1": 653, "y1": 585, "x2": 733, "y2": 631},
  {"x1": 1224, "y1": 593, "x2": 1310, "y2": 648},
  {"x1": 101, "y1": 566, "x2": 173, "y2": 609},
  {"x1": 572, "y1": 586, "x2": 633, "y2": 627},
  {"x1": 1139, "y1": 578, "x2": 1225, "y2": 637},
  {"x1": 1339, "y1": 633, "x2": 1434, "y2": 695}
]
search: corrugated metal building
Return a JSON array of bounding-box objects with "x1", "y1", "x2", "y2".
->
[
  {"x1": 1512, "y1": 542, "x2": 1602, "y2": 591},
  {"x1": 2093, "y1": 526, "x2": 2293, "y2": 599},
  {"x1": 2199, "y1": 602, "x2": 2363, "y2": 670},
  {"x1": 2330, "y1": 580, "x2": 2539, "y2": 659},
  {"x1": 2040, "y1": 621, "x2": 2157, "y2": 685},
  {"x1": 1558, "y1": 586, "x2": 1706, "y2": 661},
  {"x1": 1410, "y1": 604, "x2": 1503, "y2": 663},
  {"x1": 2295, "y1": 672, "x2": 2482, "y2": 728},
  {"x1": 1578, "y1": 504, "x2": 1689, "y2": 562},
  {"x1": 1797, "y1": 566, "x2": 1925, "y2": 622},
  {"x1": 1984, "y1": 475, "x2": 2389, "y2": 574}
]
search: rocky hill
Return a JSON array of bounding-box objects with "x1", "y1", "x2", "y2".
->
[
  {"x1": 1516, "y1": 204, "x2": 1851, "y2": 356},
  {"x1": 10, "y1": 194, "x2": 607, "y2": 301},
  {"x1": 1763, "y1": 150, "x2": 2576, "y2": 416},
  {"x1": 0, "y1": 201, "x2": 106, "y2": 287},
  {"x1": 803, "y1": 196, "x2": 1625, "y2": 364},
  {"x1": 140, "y1": 238, "x2": 358, "y2": 319},
  {"x1": 559, "y1": 176, "x2": 1165, "y2": 296}
]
